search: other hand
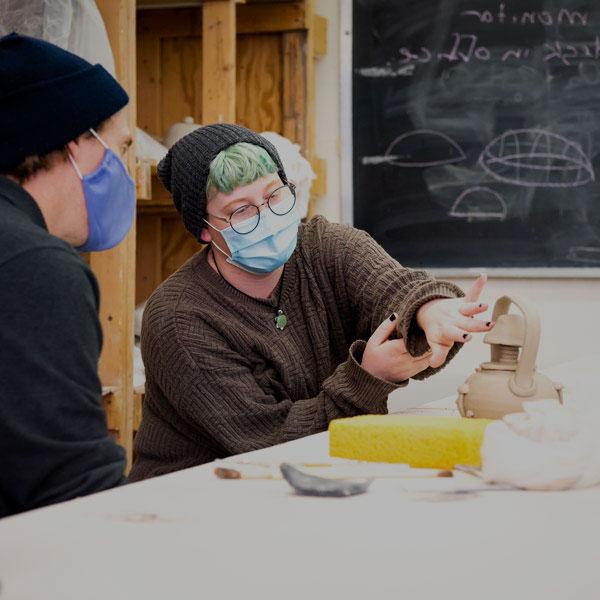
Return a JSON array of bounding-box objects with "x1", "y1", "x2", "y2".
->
[{"x1": 362, "y1": 313, "x2": 432, "y2": 383}]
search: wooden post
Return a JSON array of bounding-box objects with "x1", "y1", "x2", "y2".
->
[
  {"x1": 136, "y1": 214, "x2": 162, "y2": 305},
  {"x1": 282, "y1": 31, "x2": 307, "y2": 153},
  {"x1": 93, "y1": 0, "x2": 136, "y2": 467},
  {"x1": 202, "y1": 0, "x2": 237, "y2": 123},
  {"x1": 305, "y1": 0, "x2": 316, "y2": 165}
]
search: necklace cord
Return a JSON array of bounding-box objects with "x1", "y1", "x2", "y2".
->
[{"x1": 210, "y1": 247, "x2": 285, "y2": 310}]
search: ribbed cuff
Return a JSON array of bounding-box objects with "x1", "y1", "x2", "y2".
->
[
  {"x1": 398, "y1": 280, "x2": 465, "y2": 379},
  {"x1": 343, "y1": 340, "x2": 407, "y2": 413}
]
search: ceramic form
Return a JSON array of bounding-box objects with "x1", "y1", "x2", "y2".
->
[{"x1": 457, "y1": 295, "x2": 564, "y2": 419}]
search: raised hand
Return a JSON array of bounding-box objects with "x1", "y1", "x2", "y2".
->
[{"x1": 415, "y1": 273, "x2": 494, "y2": 369}]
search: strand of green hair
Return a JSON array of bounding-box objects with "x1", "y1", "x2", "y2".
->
[{"x1": 206, "y1": 142, "x2": 278, "y2": 197}]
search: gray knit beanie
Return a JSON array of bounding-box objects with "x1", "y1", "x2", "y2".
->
[{"x1": 157, "y1": 123, "x2": 287, "y2": 241}]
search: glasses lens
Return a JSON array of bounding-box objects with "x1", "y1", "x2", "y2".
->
[
  {"x1": 268, "y1": 185, "x2": 296, "y2": 216},
  {"x1": 230, "y1": 204, "x2": 260, "y2": 234}
]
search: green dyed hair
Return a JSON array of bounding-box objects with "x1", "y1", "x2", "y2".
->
[{"x1": 206, "y1": 142, "x2": 279, "y2": 197}]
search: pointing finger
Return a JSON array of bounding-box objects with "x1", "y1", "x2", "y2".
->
[{"x1": 464, "y1": 273, "x2": 488, "y2": 303}]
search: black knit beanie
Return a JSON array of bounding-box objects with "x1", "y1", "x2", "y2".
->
[
  {"x1": 0, "y1": 33, "x2": 129, "y2": 172},
  {"x1": 157, "y1": 123, "x2": 288, "y2": 241}
]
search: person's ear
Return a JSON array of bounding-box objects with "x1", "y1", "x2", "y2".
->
[
  {"x1": 66, "y1": 130, "x2": 100, "y2": 170},
  {"x1": 200, "y1": 227, "x2": 212, "y2": 243},
  {"x1": 66, "y1": 134, "x2": 86, "y2": 161}
]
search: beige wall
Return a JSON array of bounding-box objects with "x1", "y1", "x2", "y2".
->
[
  {"x1": 313, "y1": 0, "x2": 342, "y2": 224},
  {"x1": 314, "y1": 0, "x2": 600, "y2": 410}
]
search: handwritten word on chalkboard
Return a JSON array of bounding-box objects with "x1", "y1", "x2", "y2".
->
[{"x1": 352, "y1": 0, "x2": 600, "y2": 269}]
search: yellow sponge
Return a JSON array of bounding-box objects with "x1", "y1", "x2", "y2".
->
[{"x1": 329, "y1": 415, "x2": 492, "y2": 469}]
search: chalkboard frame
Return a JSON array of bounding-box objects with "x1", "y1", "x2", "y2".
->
[{"x1": 340, "y1": 0, "x2": 600, "y2": 278}]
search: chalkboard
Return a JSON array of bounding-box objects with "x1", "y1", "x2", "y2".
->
[{"x1": 352, "y1": 0, "x2": 600, "y2": 269}]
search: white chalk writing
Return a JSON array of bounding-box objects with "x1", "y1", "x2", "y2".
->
[
  {"x1": 460, "y1": 4, "x2": 588, "y2": 27},
  {"x1": 389, "y1": 4, "x2": 598, "y2": 72},
  {"x1": 397, "y1": 34, "x2": 600, "y2": 67}
]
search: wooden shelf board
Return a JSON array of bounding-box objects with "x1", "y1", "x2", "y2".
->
[
  {"x1": 137, "y1": 2, "x2": 308, "y2": 34},
  {"x1": 138, "y1": 0, "x2": 295, "y2": 8}
]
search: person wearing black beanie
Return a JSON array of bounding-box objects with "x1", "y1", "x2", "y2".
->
[{"x1": 0, "y1": 33, "x2": 135, "y2": 518}]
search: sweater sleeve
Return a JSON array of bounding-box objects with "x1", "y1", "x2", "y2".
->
[
  {"x1": 0, "y1": 248, "x2": 125, "y2": 518},
  {"x1": 141, "y1": 311, "x2": 405, "y2": 456},
  {"x1": 307, "y1": 216, "x2": 466, "y2": 380}
]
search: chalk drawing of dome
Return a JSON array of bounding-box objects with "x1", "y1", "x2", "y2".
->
[
  {"x1": 383, "y1": 129, "x2": 466, "y2": 167},
  {"x1": 479, "y1": 129, "x2": 595, "y2": 188},
  {"x1": 449, "y1": 187, "x2": 507, "y2": 221}
]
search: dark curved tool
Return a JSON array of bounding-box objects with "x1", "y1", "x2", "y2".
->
[{"x1": 280, "y1": 463, "x2": 372, "y2": 497}]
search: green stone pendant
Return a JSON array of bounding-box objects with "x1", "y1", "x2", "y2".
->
[{"x1": 275, "y1": 309, "x2": 288, "y2": 331}]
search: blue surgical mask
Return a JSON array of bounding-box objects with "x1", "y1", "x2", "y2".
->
[
  {"x1": 69, "y1": 129, "x2": 135, "y2": 252},
  {"x1": 205, "y1": 206, "x2": 300, "y2": 274}
]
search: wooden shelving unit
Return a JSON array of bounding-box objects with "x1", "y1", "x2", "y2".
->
[{"x1": 94, "y1": 0, "x2": 327, "y2": 457}]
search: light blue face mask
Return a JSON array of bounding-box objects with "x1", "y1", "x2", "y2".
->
[
  {"x1": 69, "y1": 129, "x2": 136, "y2": 252},
  {"x1": 204, "y1": 205, "x2": 301, "y2": 274}
]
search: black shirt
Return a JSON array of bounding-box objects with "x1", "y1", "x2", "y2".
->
[{"x1": 0, "y1": 176, "x2": 125, "y2": 518}]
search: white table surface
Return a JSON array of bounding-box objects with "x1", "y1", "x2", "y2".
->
[{"x1": 1, "y1": 357, "x2": 600, "y2": 600}]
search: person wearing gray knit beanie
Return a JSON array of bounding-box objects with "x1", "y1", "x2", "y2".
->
[
  {"x1": 131, "y1": 123, "x2": 493, "y2": 481},
  {"x1": 157, "y1": 123, "x2": 287, "y2": 241}
]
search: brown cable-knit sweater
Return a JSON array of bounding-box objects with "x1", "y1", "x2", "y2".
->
[{"x1": 130, "y1": 216, "x2": 464, "y2": 481}]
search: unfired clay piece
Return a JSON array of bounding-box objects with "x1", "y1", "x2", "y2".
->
[{"x1": 457, "y1": 295, "x2": 564, "y2": 419}]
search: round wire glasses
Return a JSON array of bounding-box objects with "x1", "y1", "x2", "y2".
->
[{"x1": 211, "y1": 183, "x2": 297, "y2": 234}]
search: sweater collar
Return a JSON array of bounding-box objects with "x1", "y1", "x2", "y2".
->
[
  {"x1": 0, "y1": 175, "x2": 48, "y2": 230},
  {"x1": 195, "y1": 243, "x2": 298, "y2": 309}
]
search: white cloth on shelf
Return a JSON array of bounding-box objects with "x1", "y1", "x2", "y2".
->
[
  {"x1": 133, "y1": 343, "x2": 145, "y2": 390},
  {"x1": 133, "y1": 302, "x2": 147, "y2": 390},
  {"x1": 136, "y1": 128, "x2": 168, "y2": 164},
  {"x1": 134, "y1": 301, "x2": 146, "y2": 338},
  {"x1": 481, "y1": 398, "x2": 600, "y2": 490}
]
